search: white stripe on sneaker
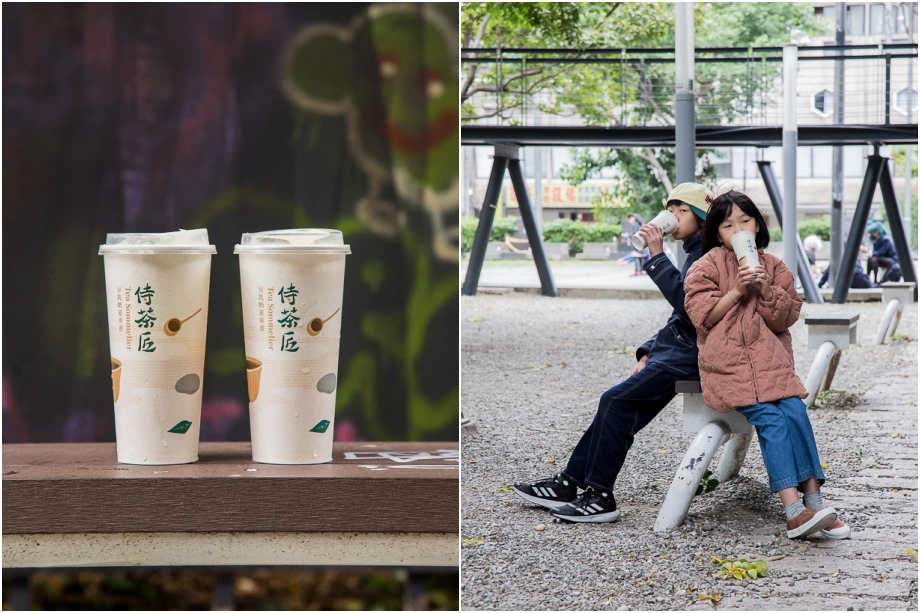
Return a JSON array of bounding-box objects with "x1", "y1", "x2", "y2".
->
[{"x1": 589, "y1": 503, "x2": 603, "y2": 512}]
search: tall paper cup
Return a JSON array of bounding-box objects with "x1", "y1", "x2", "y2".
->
[
  {"x1": 235, "y1": 229, "x2": 351, "y2": 464},
  {"x1": 99, "y1": 230, "x2": 216, "y2": 465},
  {"x1": 730, "y1": 231, "x2": 760, "y2": 268},
  {"x1": 630, "y1": 210, "x2": 679, "y2": 250}
]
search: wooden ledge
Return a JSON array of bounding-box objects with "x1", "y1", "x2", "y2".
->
[
  {"x1": 675, "y1": 380, "x2": 703, "y2": 394},
  {"x1": 3, "y1": 442, "x2": 458, "y2": 536}
]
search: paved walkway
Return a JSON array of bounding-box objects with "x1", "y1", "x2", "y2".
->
[{"x1": 460, "y1": 266, "x2": 918, "y2": 611}]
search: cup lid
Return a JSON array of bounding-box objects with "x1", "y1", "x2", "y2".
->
[
  {"x1": 234, "y1": 229, "x2": 351, "y2": 254},
  {"x1": 98, "y1": 229, "x2": 217, "y2": 254}
]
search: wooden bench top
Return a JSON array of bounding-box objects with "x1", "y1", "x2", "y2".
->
[{"x1": 3, "y1": 442, "x2": 458, "y2": 536}]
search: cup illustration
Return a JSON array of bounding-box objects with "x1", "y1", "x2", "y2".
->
[
  {"x1": 99, "y1": 229, "x2": 215, "y2": 465},
  {"x1": 235, "y1": 229, "x2": 351, "y2": 464},
  {"x1": 630, "y1": 210, "x2": 679, "y2": 250},
  {"x1": 111, "y1": 358, "x2": 122, "y2": 403},
  {"x1": 730, "y1": 231, "x2": 760, "y2": 268},
  {"x1": 246, "y1": 357, "x2": 262, "y2": 402}
]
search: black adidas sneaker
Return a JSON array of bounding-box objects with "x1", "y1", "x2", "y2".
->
[
  {"x1": 512, "y1": 474, "x2": 578, "y2": 509},
  {"x1": 551, "y1": 487, "x2": 620, "y2": 523}
]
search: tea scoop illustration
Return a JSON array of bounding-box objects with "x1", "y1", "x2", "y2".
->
[
  {"x1": 306, "y1": 308, "x2": 340, "y2": 337},
  {"x1": 163, "y1": 307, "x2": 202, "y2": 336},
  {"x1": 246, "y1": 357, "x2": 262, "y2": 402}
]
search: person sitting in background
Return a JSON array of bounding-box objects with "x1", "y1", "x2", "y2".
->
[
  {"x1": 817, "y1": 259, "x2": 874, "y2": 289},
  {"x1": 803, "y1": 235, "x2": 822, "y2": 279},
  {"x1": 861, "y1": 221, "x2": 900, "y2": 284}
]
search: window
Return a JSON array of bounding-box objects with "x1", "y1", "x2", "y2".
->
[
  {"x1": 846, "y1": 4, "x2": 866, "y2": 35},
  {"x1": 812, "y1": 89, "x2": 834, "y2": 117},
  {"x1": 895, "y1": 88, "x2": 918, "y2": 115},
  {"x1": 817, "y1": 5, "x2": 836, "y2": 27},
  {"x1": 869, "y1": 4, "x2": 886, "y2": 35}
]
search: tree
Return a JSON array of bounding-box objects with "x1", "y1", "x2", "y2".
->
[{"x1": 461, "y1": 2, "x2": 829, "y2": 219}]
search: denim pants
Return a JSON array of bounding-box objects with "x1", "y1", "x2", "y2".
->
[
  {"x1": 736, "y1": 397, "x2": 826, "y2": 493},
  {"x1": 562, "y1": 363, "x2": 679, "y2": 494}
]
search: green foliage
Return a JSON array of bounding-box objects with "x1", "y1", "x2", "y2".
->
[
  {"x1": 798, "y1": 216, "x2": 832, "y2": 241},
  {"x1": 560, "y1": 148, "x2": 717, "y2": 222},
  {"x1": 461, "y1": 216, "x2": 478, "y2": 253},
  {"x1": 712, "y1": 556, "x2": 770, "y2": 581},
  {"x1": 768, "y1": 216, "x2": 832, "y2": 243},
  {"x1": 695, "y1": 470, "x2": 720, "y2": 496},
  {"x1": 541, "y1": 219, "x2": 621, "y2": 255},
  {"x1": 460, "y1": 216, "x2": 519, "y2": 253},
  {"x1": 491, "y1": 216, "x2": 520, "y2": 241}
]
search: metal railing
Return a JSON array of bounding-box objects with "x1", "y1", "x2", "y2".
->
[{"x1": 461, "y1": 43, "x2": 918, "y2": 128}]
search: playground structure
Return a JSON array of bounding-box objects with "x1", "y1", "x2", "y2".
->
[{"x1": 461, "y1": 43, "x2": 918, "y2": 303}]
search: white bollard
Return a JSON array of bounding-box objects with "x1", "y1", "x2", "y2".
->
[{"x1": 654, "y1": 421, "x2": 729, "y2": 532}]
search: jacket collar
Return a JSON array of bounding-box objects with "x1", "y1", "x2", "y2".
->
[{"x1": 682, "y1": 232, "x2": 703, "y2": 254}]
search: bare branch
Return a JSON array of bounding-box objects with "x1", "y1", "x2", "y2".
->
[{"x1": 633, "y1": 149, "x2": 673, "y2": 193}]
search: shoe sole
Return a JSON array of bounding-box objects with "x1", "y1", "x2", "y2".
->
[
  {"x1": 551, "y1": 509, "x2": 621, "y2": 524},
  {"x1": 821, "y1": 526, "x2": 852, "y2": 539},
  {"x1": 787, "y1": 507, "x2": 837, "y2": 539},
  {"x1": 513, "y1": 488, "x2": 572, "y2": 510}
]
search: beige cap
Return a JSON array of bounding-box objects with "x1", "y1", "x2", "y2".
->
[{"x1": 664, "y1": 183, "x2": 715, "y2": 220}]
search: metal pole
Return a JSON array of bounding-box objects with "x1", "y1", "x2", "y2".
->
[
  {"x1": 782, "y1": 45, "x2": 799, "y2": 278},
  {"x1": 878, "y1": 160, "x2": 918, "y2": 292},
  {"x1": 507, "y1": 158, "x2": 559, "y2": 297},
  {"x1": 830, "y1": 3, "x2": 846, "y2": 288},
  {"x1": 756, "y1": 161, "x2": 824, "y2": 304},
  {"x1": 674, "y1": 2, "x2": 695, "y2": 269},
  {"x1": 462, "y1": 152, "x2": 509, "y2": 296},
  {"x1": 832, "y1": 153, "x2": 885, "y2": 303}
]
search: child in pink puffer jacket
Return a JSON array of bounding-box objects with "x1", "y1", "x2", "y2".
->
[{"x1": 684, "y1": 190, "x2": 850, "y2": 540}]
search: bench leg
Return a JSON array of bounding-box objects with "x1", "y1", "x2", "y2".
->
[
  {"x1": 654, "y1": 421, "x2": 729, "y2": 533},
  {"x1": 711, "y1": 433, "x2": 753, "y2": 484},
  {"x1": 804, "y1": 341, "x2": 838, "y2": 406},
  {"x1": 874, "y1": 298, "x2": 902, "y2": 345}
]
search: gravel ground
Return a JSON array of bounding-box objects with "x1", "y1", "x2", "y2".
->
[{"x1": 460, "y1": 291, "x2": 918, "y2": 611}]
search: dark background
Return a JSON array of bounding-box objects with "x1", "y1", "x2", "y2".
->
[{"x1": 3, "y1": 2, "x2": 460, "y2": 445}]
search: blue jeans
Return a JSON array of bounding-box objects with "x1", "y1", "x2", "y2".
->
[
  {"x1": 562, "y1": 363, "x2": 680, "y2": 494},
  {"x1": 736, "y1": 397, "x2": 826, "y2": 493}
]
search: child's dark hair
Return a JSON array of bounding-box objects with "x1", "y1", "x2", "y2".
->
[{"x1": 702, "y1": 190, "x2": 771, "y2": 254}]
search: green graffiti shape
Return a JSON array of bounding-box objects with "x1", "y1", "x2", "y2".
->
[
  {"x1": 310, "y1": 420, "x2": 330, "y2": 434},
  {"x1": 168, "y1": 421, "x2": 193, "y2": 434}
]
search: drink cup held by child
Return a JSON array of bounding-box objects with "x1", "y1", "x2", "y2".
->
[{"x1": 630, "y1": 210, "x2": 679, "y2": 250}]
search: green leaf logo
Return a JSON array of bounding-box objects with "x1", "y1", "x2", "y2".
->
[
  {"x1": 168, "y1": 420, "x2": 193, "y2": 434},
  {"x1": 310, "y1": 420, "x2": 330, "y2": 433}
]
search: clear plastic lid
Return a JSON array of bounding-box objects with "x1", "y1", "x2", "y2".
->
[
  {"x1": 99, "y1": 229, "x2": 216, "y2": 254},
  {"x1": 233, "y1": 229, "x2": 351, "y2": 254}
]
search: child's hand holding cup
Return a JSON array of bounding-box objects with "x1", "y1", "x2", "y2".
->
[{"x1": 629, "y1": 210, "x2": 679, "y2": 250}]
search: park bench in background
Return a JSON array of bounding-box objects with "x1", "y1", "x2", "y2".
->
[
  {"x1": 576, "y1": 243, "x2": 617, "y2": 260},
  {"x1": 3, "y1": 441, "x2": 458, "y2": 608}
]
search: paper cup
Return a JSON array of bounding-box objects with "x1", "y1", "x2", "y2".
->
[
  {"x1": 630, "y1": 210, "x2": 679, "y2": 250},
  {"x1": 235, "y1": 229, "x2": 351, "y2": 464},
  {"x1": 730, "y1": 231, "x2": 760, "y2": 268},
  {"x1": 99, "y1": 229, "x2": 215, "y2": 465}
]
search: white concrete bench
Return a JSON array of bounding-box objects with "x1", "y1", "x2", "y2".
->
[
  {"x1": 575, "y1": 243, "x2": 616, "y2": 260},
  {"x1": 803, "y1": 313, "x2": 858, "y2": 406},
  {"x1": 654, "y1": 381, "x2": 753, "y2": 532},
  {"x1": 875, "y1": 282, "x2": 916, "y2": 345}
]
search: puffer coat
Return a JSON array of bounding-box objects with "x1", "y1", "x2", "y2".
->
[{"x1": 684, "y1": 246, "x2": 808, "y2": 413}]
